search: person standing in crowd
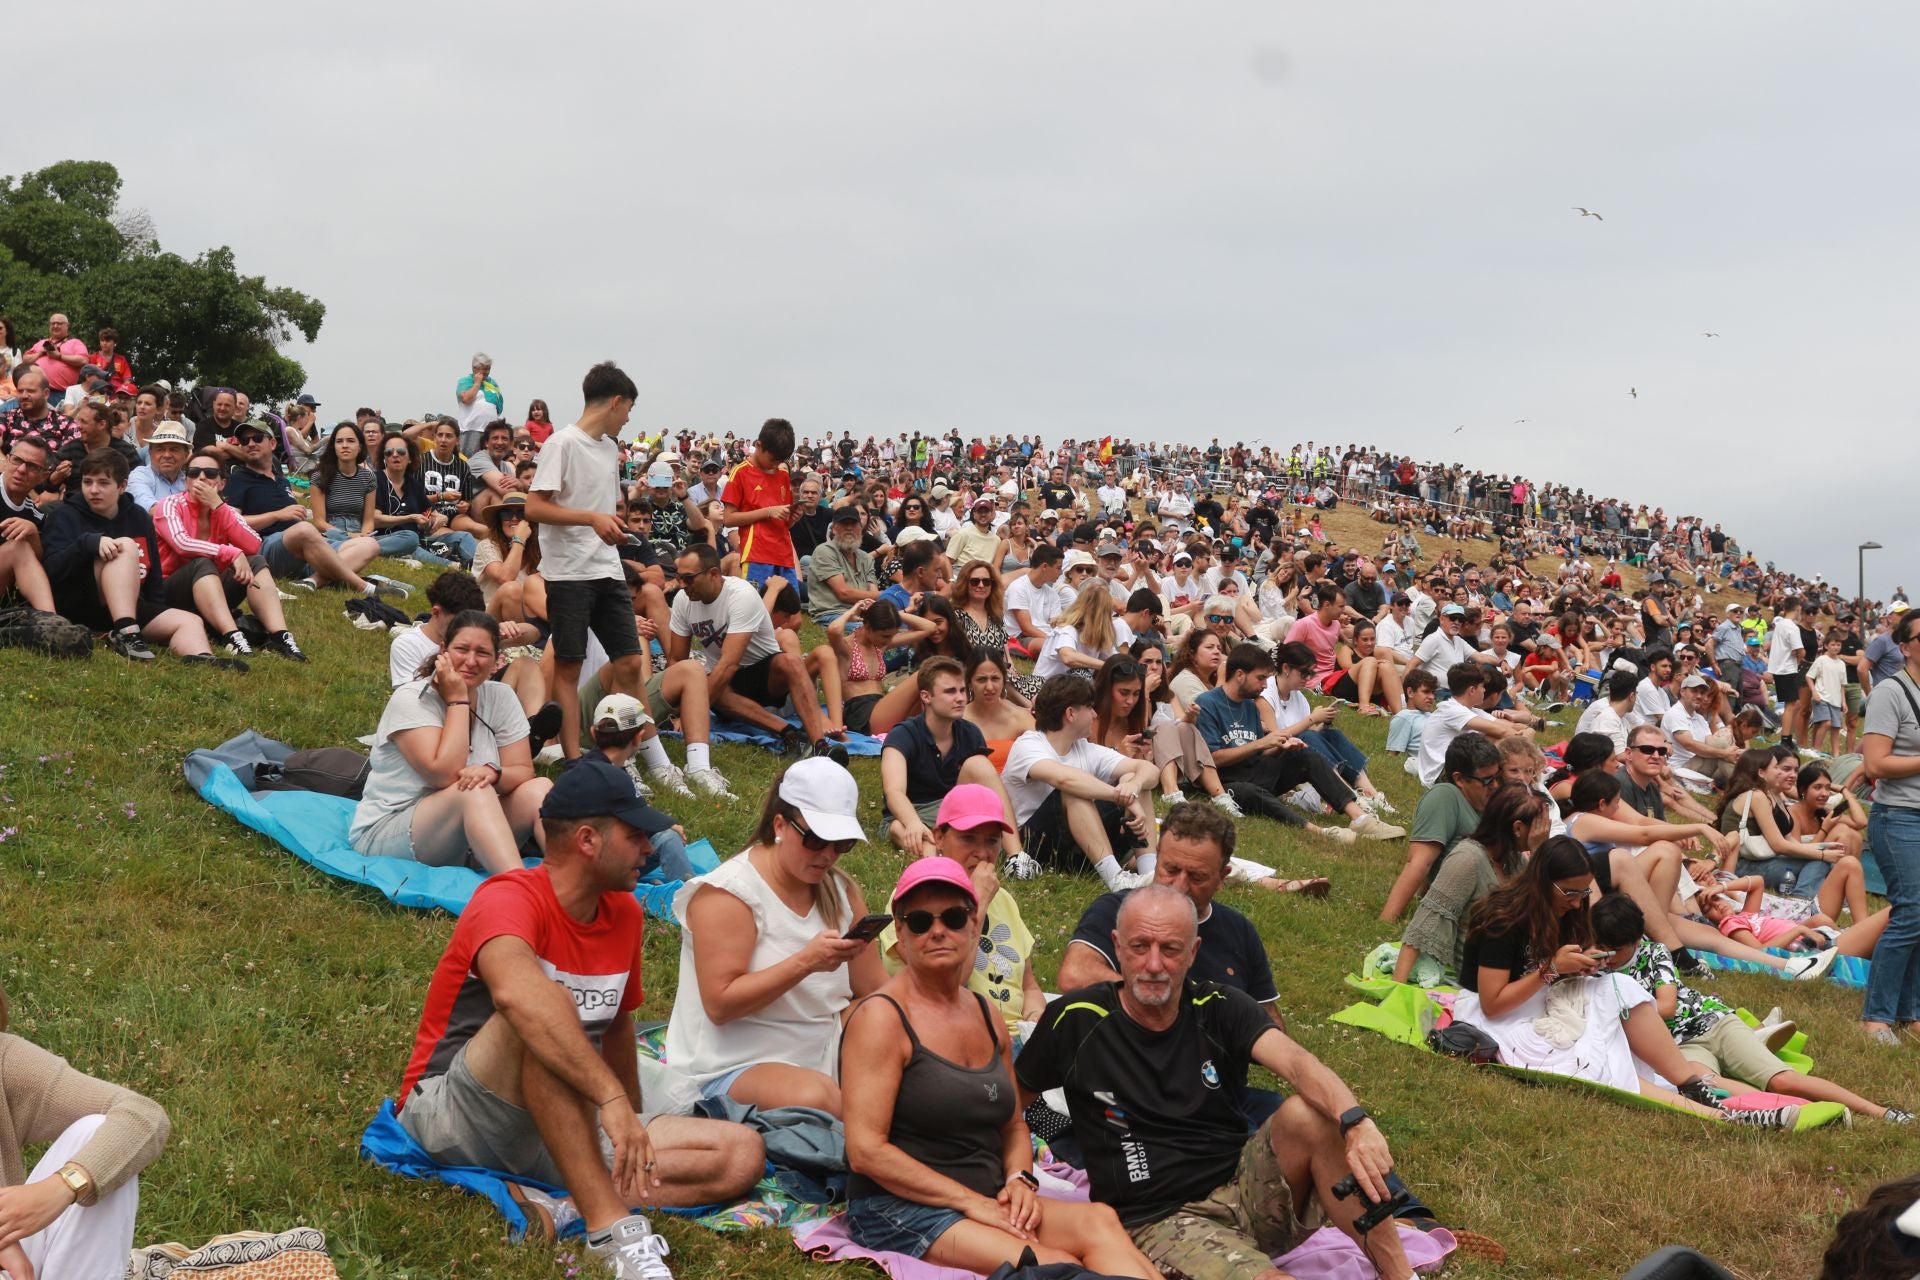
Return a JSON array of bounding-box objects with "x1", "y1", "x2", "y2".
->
[
  {"x1": 1767, "y1": 597, "x2": 1808, "y2": 748},
  {"x1": 455, "y1": 353, "x2": 503, "y2": 455},
  {"x1": 0, "y1": 979, "x2": 170, "y2": 1280},
  {"x1": 1860, "y1": 605, "x2": 1920, "y2": 1046},
  {"x1": 720, "y1": 418, "x2": 801, "y2": 591},
  {"x1": 524, "y1": 363, "x2": 652, "y2": 765}
]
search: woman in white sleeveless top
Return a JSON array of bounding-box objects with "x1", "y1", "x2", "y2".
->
[{"x1": 667, "y1": 759, "x2": 886, "y2": 1116}]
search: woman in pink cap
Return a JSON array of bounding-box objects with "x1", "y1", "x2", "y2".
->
[
  {"x1": 876, "y1": 785, "x2": 1044, "y2": 1034},
  {"x1": 840, "y1": 857, "x2": 1156, "y2": 1277}
]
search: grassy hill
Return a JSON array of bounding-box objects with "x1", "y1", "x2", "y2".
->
[{"x1": 0, "y1": 556, "x2": 1892, "y2": 1280}]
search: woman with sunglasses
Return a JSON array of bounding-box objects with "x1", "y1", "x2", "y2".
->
[
  {"x1": 890, "y1": 495, "x2": 934, "y2": 544},
  {"x1": 1454, "y1": 840, "x2": 1795, "y2": 1123},
  {"x1": 948, "y1": 560, "x2": 1039, "y2": 699},
  {"x1": 840, "y1": 856, "x2": 1157, "y2": 1278},
  {"x1": 1719, "y1": 748, "x2": 1864, "y2": 915},
  {"x1": 472, "y1": 495, "x2": 541, "y2": 622},
  {"x1": 150, "y1": 447, "x2": 307, "y2": 661},
  {"x1": 667, "y1": 759, "x2": 886, "y2": 1117},
  {"x1": 350, "y1": 610, "x2": 552, "y2": 876},
  {"x1": 370, "y1": 435, "x2": 467, "y2": 568}
]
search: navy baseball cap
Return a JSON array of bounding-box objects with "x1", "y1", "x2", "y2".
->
[
  {"x1": 540, "y1": 760, "x2": 677, "y2": 834},
  {"x1": 295, "y1": 393, "x2": 321, "y2": 408}
]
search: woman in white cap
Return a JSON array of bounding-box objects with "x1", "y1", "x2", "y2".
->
[
  {"x1": 666, "y1": 759, "x2": 886, "y2": 1116},
  {"x1": 840, "y1": 856, "x2": 1156, "y2": 1277}
]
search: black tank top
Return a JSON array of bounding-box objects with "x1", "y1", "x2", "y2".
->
[{"x1": 843, "y1": 993, "x2": 1014, "y2": 1202}]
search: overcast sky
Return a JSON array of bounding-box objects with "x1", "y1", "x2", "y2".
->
[{"x1": 16, "y1": 2, "x2": 1913, "y2": 597}]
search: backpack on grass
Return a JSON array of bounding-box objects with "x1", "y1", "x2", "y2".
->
[{"x1": 0, "y1": 607, "x2": 93, "y2": 658}]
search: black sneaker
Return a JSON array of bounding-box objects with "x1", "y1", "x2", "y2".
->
[
  {"x1": 527, "y1": 701, "x2": 563, "y2": 746},
  {"x1": 1672, "y1": 947, "x2": 1708, "y2": 977},
  {"x1": 809, "y1": 738, "x2": 851, "y2": 767},
  {"x1": 105, "y1": 627, "x2": 156, "y2": 662},
  {"x1": 263, "y1": 631, "x2": 309, "y2": 662},
  {"x1": 1677, "y1": 1075, "x2": 1726, "y2": 1111},
  {"x1": 777, "y1": 727, "x2": 809, "y2": 757},
  {"x1": 224, "y1": 630, "x2": 254, "y2": 657},
  {"x1": 183, "y1": 653, "x2": 250, "y2": 673}
]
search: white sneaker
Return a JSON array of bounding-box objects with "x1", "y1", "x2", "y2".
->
[
  {"x1": 623, "y1": 758, "x2": 653, "y2": 797},
  {"x1": 649, "y1": 765, "x2": 696, "y2": 798},
  {"x1": 1759, "y1": 1020, "x2": 1800, "y2": 1053},
  {"x1": 1317, "y1": 825, "x2": 1359, "y2": 847},
  {"x1": 686, "y1": 767, "x2": 736, "y2": 799},
  {"x1": 535, "y1": 743, "x2": 564, "y2": 766},
  {"x1": 1004, "y1": 852, "x2": 1043, "y2": 881},
  {"x1": 1210, "y1": 792, "x2": 1245, "y2": 817},
  {"x1": 1363, "y1": 792, "x2": 1398, "y2": 816},
  {"x1": 1783, "y1": 949, "x2": 1838, "y2": 982},
  {"x1": 586, "y1": 1214, "x2": 674, "y2": 1280},
  {"x1": 1348, "y1": 812, "x2": 1407, "y2": 842},
  {"x1": 1107, "y1": 869, "x2": 1153, "y2": 891},
  {"x1": 401, "y1": 557, "x2": 425, "y2": 570},
  {"x1": 511, "y1": 1183, "x2": 581, "y2": 1238},
  {"x1": 1160, "y1": 790, "x2": 1187, "y2": 808}
]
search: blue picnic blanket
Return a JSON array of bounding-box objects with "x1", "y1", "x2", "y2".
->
[
  {"x1": 187, "y1": 755, "x2": 715, "y2": 921},
  {"x1": 663, "y1": 716, "x2": 884, "y2": 757},
  {"x1": 1697, "y1": 947, "x2": 1870, "y2": 990}
]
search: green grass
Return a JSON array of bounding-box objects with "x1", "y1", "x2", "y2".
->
[{"x1": 0, "y1": 567, "x2": 1905, "y2": 1280}]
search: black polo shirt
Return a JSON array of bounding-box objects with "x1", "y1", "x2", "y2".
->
[{"x1": 880, "y1": 714, "x2": 988, "y2": 807}]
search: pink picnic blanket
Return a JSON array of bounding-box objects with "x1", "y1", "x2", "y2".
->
[{"x1": 795, "y1": 1211, "x2": 1456, "y2": 1280}]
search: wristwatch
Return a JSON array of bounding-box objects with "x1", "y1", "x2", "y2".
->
[
  {"x1": 55, "y1": 1160, "x2": 96, "y2": 1205},
  {"x1": 1337, "y1": 1106, "x2": 1370, "y2": 1138},
  {"x1": 1007, "y1": 1169, "x2": 1039, "y2": 1190}
]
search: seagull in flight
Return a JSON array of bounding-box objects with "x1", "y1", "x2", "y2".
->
[
  {"x1": 1512, "y1": 419, "x2": 1530, "y2": 424},
  {"x1": 1453, "y1": 425, "x2": 1465, "y2": 433},
  {"x1": 1573, "y1": 207, "x2": 1604, "y2": 221},
  {"x1": 1702, "y1": 332, "x2": 1719, "y2": 338},
  {"x1": 1629, "y1": 387, "x2": 1638, "y2": 398}
]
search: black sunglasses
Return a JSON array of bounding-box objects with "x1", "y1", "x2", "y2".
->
[
  {"x1": 185, "y1": 466, "x2": 222, "y2": 480},
  {"x1": 1467, "y1": 770, "x2": 1503, "y2": 787},
  {"x1": 383, "y1": 448, "x2": 411, "y2": 458},
  {"x1": 789, "y1": 818, "x2": 855, "y2": 855},
  {"x1": 898, "y1": 905, "x2": 973, "y2": 935},
  {"x1": 1632, "y1": 745, "x2": 1670, "y2": 757}
]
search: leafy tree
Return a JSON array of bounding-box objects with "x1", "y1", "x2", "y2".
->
[{"x1": 0, "y1": 159, "x2": 324, "y2": 401}]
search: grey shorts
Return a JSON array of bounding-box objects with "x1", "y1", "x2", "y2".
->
[
  {"x1": 399, "y1": 1042, "x2": 655, "y2": 1185},
  {"x1": 351, "y1": 806, "x2": 418, "y2": 861}
]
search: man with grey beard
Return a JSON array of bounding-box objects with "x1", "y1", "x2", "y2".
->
[
  {"x1": 803, "y1": 504, "x2": 878, "y2": 624},
  {"x1": 1016, "y1": 881, "x2": 1417, "y2": 1280}
]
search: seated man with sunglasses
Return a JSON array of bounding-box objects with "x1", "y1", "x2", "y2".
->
[
  {"x1": 223, "y1": 420, "x2": 403, "y2": 599},
  {"x1": 151, "y1": 448, "x2": 308, "y2": 661}
]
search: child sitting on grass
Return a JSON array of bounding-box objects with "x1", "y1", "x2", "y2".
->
[{"x1": 1385, "y1": 667, "x2": 1438, "y2": 776}]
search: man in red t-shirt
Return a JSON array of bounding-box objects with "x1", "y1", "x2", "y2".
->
[
  {"x1": 394, "y1": 761, "x2": 763, "y2": 1261},
  {"x1": 720, "y1": 417, "x2": 798, "y2": 591}
]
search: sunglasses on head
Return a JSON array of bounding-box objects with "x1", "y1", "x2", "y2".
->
[
  {"x1": 897, "y1": 905, "x2": 973, "y2": 935},
  {"x1": 1555, "y1": 882, "x2": 1591, "y2": 900},
  {"x1": 185, "y1": 466, "x2": 222, "y2": 480},
  {"x1": 789, "y1": 818, "x2": 856, "y2": 855}
]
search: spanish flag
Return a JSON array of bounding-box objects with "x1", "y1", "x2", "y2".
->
[{"x1": 1098, "y1": 436, "x2": 1113, "y2": 462}]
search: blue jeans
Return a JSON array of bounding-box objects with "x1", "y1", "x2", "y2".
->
[
  {"x1": 424, "y1": 530, "x2": 476, "y2": 567},
  {"x1": 642, "y1": 829, "x2": 693, "y2": 883},
  {"x1": 1864, "y1": 805, "x2": 1920, "y2": 1025},
  {"x1": 1303, "y1": 726, "x2": 1369, "y2": 784},
  {"x1": 371, "y1": 528, "x2": 422, "y2": 560}
]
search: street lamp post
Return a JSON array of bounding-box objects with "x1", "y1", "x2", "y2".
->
[{"x1": 1860, "y1": 541, "x2": 1883, "y2": 614}]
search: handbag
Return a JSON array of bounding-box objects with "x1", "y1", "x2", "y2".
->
[{"x1": 1736, "y1": 790, "x2": 1774, "y2": 862}]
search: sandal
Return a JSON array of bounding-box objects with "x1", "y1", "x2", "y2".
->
[{"x1": 1275, "y1": 877, "x2": 1332, "y2": 897}]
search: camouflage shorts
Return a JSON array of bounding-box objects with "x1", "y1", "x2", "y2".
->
[{"x1": 1129, "y1": 1114, "x2": 1321, "y2": 1280}]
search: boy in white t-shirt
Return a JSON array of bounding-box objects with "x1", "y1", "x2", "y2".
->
[
  {"x1": 1415, "y1": 663, "x2": 1531, "y2": 787},
  {"x1": 1804, "y1": 630, "x2": 1849, "y2": 756},
  {"x1": 524, "y1": 362, "x2": 647, "y2": 761},
  {"x1": 1386, "y1": 669, "x2": 1439, "y2": 777}
]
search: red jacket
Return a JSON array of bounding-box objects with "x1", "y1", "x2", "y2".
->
[{"x1": 152, "y1": 491, "x2": 262, "y2": 577}]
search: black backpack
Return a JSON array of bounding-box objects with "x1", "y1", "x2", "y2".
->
[
  {"x1": 255, "y1": 748, "x2": 371, "y2": 799},
  {"x1": 987, "y1": 1248, "x2": 1135, "y2": 1280},
  {"x1": 1428, "y1": 1023, "x2": 1502, "y2": 1064}
]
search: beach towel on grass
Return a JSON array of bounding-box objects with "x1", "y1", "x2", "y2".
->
[
  {"x1": 187, "y1": 749, "x2": 714, "y2": 921},
  {"x1": 794, "y1": 1214, "x2": 1457, "y2": 1280},
  {"x1": 362, "y1": 1022, "x2": 836, "y2": 1239},
  {"x1": 660, "y1": 716, "x2": 884, "y2": 756},
  {"x1": 1696, "y1": 947, "x2": 1870, "y2": 990},
  {"x1": 1331, "y1": 977, "x2": 1842, "y2": 1130}
]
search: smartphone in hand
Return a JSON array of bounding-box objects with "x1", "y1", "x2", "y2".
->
[{"x1": 843, "y1": 913, "x2": 894, "y2": 944}]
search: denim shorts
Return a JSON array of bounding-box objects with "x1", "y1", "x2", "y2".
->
[
  {"x1": 845, "y1": 1193, "x2": 966, "y2": 1258},
  {"x1": 259, "y1": 530, "x2": 307, "y2": 580}
]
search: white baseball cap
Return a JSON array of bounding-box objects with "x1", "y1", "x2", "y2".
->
[
  {"x1": 895, "y1": 526, "x2": 936, "y2": 546},
  {"x1": 593, "y1": 693, "x2": 652, "y2": 731},
  {"x1": 646, "y1": 462, "x2": 675, "y2": 487},
  {"x1": 1062, "y1": 549, "x2": 1096, "y2": 572},
  {"x1": 779, "y1": 757, "x2": 867, "y2": 844}
]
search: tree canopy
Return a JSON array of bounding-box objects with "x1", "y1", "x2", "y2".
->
[{"x1": 0, "y1": 160, "x2": 325, "y2": 402}]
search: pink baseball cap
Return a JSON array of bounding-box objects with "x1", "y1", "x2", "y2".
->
[
  {"x1": 890, "y1": 856, "x2": 978, "y2": 909},
  {"x1": 935, "y1": 784, "x2": 1013, "y2": 834}
]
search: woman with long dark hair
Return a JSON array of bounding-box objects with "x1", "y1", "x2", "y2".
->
[
  {"x1": 310, "y1": 422, "x2": 385, "y2": 567},
  {"x1": 666, "y1": 759, "x2": 887, "y2": 1116},
  {"x1": 1454, "y1": 839, "x2": 1788, "y2": 1123}
]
